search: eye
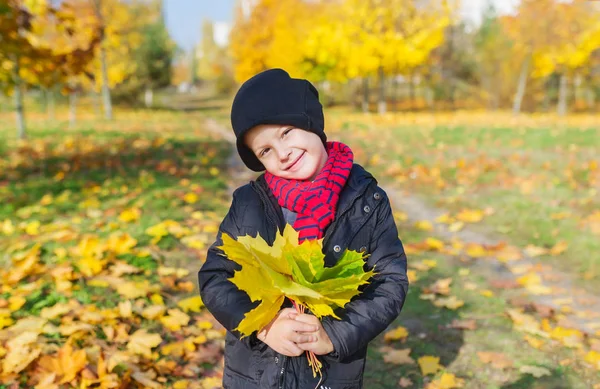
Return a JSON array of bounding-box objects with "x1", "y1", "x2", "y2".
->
[
  {"x1": 260, "y1": 148, "x2": 270, "y2": 157},
  {"x1": 282, "y1": 128, "x2": 293, "y2": 137}
]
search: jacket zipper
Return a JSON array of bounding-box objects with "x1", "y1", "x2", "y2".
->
[
  {"x1": 251, "y1": 176, "x2": 373, "y2": 389},
  {"x1": 278, "y1": 355, "x2": 288, "y2": 389}
]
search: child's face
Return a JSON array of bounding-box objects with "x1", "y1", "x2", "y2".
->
[{"x1": 245, "y1": 124, "x2": 328, "y2": 181}]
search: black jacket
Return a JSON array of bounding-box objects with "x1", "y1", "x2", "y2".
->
[{"x1": 198, "y1": 164, "x2": 409, "y2": 389}]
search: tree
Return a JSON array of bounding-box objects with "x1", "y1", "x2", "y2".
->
[{"x1": 136, "y1": 14, "x2": 174, "y2": 107}]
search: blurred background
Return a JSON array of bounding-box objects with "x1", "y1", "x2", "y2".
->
[{"x1": 1, "y1": 1, "x2": 600, "y2": 388}]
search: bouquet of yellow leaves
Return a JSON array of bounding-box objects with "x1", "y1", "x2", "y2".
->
[{"x1": 218, "y1": 224, "x2": 375, "y2": 378}]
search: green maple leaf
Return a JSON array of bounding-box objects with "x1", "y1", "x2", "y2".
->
[{"x1": 218, "y1": 224, "x2": 375, "y2": 338}]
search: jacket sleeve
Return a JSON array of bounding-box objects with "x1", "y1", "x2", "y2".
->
[
  {"x1": 198, "y1": 190, "x2": 259, "y2": 349},
  {"x1": 321, "y1": 193, "x2": 409, "y2": 361}
]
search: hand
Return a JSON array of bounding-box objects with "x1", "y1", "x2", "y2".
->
[
  {"x1": 292, "y1": 313, "x2": 334, "y2": 356},
  {"x1": 256, "y1": 308, "x2": 318, "y2": 357}
]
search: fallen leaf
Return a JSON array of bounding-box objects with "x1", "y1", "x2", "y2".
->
[
  {"x1": 384, "y1": 326, "x2": 409, "y2": 342},
  {"x1": 415, "y1": 220, "x2": 434, "y2": 231},
  {"x1": 379, "y1": 347, "x2": 415, "y2": 365},
  {"x1": 177, "y1": 296, "x2": 204, "y2": 313},
  {"x1": 477, "y1": 351, "x2": 513, "y2": 369},
  {"x1": 549, "y1": 241, "x2": 568, "y2": 256},
  {"x1": 519, "y1": 365, "x2": 551, "y2": 377},
  {"x1": 524, "y1": 245, "x2": 547, "y2": 257},
  {"x1": 456, "y1": 209, "x2": 484, "y2": 223},
  {"x1": 448, "y1": 319, "x2": 477, "y2": 330},
  {"x1": 126, "y1": 329, "x2": 162, "y2": 358},
  {"x1": 426, "y1": 372, "x2": 464, "y2": 389},
  {"x1": 398, "y1": 377, "x2": 413, "y2": 388},
  {"x1": 132, "y1": 369, "x2": 162, "y2": 389},
  {"x1": 418, "y1": 355, "x2": 442, "y2": 375},
  {"x1": 584, "y1": 351, "x2": 600, "y2": 370},
  {"x1": 433, "y1": 296, "x2": 465, "y2": 310}
]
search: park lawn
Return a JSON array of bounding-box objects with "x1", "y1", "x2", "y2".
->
[
  {"x1": 364, "y1": 218, "x2": 600, "y2": 389},
  {"x1": 0, "y1": 110, "x2": 235, "y2": 388},
  {"x1": 324, "y1": 109, "x2": 600, "y2": 290}
]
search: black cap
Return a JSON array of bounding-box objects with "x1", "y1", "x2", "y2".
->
[{"x1": 230, "y1": 68, "x2": 327, "y2": 172}]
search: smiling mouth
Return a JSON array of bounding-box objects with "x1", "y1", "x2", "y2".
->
[{"x1": 285, "y1": 152, "x2": 305, "y2": 171}]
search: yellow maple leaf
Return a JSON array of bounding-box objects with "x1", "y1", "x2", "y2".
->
[
  {"x1": 132, "y1": 369, "x2": 162, "y2": 389},
  {"x1": 8, "y1": 295, "x2": 26, "y2": 312},
  {"x1": 177, "y1": 296, "x2": 204, "y2": 312},
  {"x1": 456, "y1": 209, "x2": 484, "y2": 223},
  {"x1": 549, "y1": 241, "x2": 568, "y2": 256},
  {"x1": 466, "y1": 243, "x2": 487, "y2": 258},
  {"x1": 37, "y1": 342, "x2": 87, "y2": 384},
  {"x1": 150, "y1": 293, "x2": 165, "y2": 306},
  {"x1": 106, "y1": 232, "x2": 138, "y2": 254},
  {"x1": 126, "y1": 329, "x2": 162, "y2": 358},
  {"x1": 183, "y1": 192, "x2": 198, "y2": 204},
  {"x1": 379, "y1": 346, "x2": 415, "y2": 365},
  {"x1": 433, "y1": 296, "x2": 465, "y2": 310},
  {"x1": 426, "y1": 372, "x2": 464, "y2": 389},
  {"x1": 77, "y1": 257, "x2": 106, "y2": 277},
  {"x1": 116, "y1": 281, "x2": 153, "y2": 299},
  {"x1": 75, "y1": 235, "x2": 104, "y2": 258},
  {"x1": 25, "y1": 220, "x2": 41, "y2": 235},
  {"x1": 1, "y1": 331, "x2": 42, "y2": 374},
  {"x1": 415, "y1": 220, "x2": 434, "y2": 231},
  {"x1": 524, "y1": 245, "x2": 548, "y2": 257},
  {"x1": 425, "y1": 237, "x2": 444, "y2": 251},
  {"x1": 142, "y1": 305, "x2": 167, "y2": 320},
  {"x1": 384, "y1": 326, "x2": 409, "y2": 342},
  {"x1": 218, "y1": 224, "x2": 375, "y2": 338},
  {"x1": 418, "y1": 355, "x2": 442, "y2": 375},
  {"x1": 160, "y1": 309, "x2": 190, "y2": 331},
  {"x1": 118, "y1": 207, "x2": 141, "y2": 223},
  {"x1": 40, "y1": 302, "x2": 72, "y2": 319},
  {"x1": 584, "y1": 350, "x2": 600, "y2": 370},
  {"x1": 173, "y1": 380, "x2": 190, "y2": 389}
]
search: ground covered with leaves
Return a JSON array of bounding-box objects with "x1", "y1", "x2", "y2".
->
[{"x1": 1, "y1": 108, "x2": 599, "y2": 388}]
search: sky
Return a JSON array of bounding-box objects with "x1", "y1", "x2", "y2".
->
[{"x1": 164, "y1": 0, "x2": 520, "y2": 53}]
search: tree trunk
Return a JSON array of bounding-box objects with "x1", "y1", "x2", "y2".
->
[
  {"x1": 557, "y1": 73, "x2": 568, "y2": 116},
  {"x1": 99, "y1": 44, "x2": 113, "y2": 120},
  {"x1": 409, "y1": 73, "x2": 416, "y2": 111},
  {"x1": 69, "y1": 90, "x2": 77, "y2": 128},
  {"x1": 513, "y1": 55, "x2": 530, "y2": 114},
  {"x1": 362, "y1": 77, "x2": 369, "y2": 113},
  {"x1": 585, "y1": 77, "x2": 595, "y2": 112},
  {"x1": 392, "y1": 74, "x2": 398, "y2": 112},
  {"x1": 47, "y1": 87, "x2": 55, "y2": 121},
  {"x1": 145, "y1": 86, "x2": 154, "y2": 108},
  {"x1": 13, "y1": 55, "x2": 26, "y2": 140},
  {"x1": 377, "y1": 66, "x2": 386, "y2": 115}
]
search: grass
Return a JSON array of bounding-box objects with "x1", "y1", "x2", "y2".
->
[
  {"x1": 2, "y1": 103, "x2": 599, "y2": 387},
  {"x1": 318, "y1": 108, "x2": 600, "y2": 289},
  {"x1": 364, "y1": 224, "x2": 600, "y2": 388}
]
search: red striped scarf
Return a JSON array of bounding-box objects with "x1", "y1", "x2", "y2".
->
[{"x1": 265, "y1": 141, "x2": 353, "y2": 242}]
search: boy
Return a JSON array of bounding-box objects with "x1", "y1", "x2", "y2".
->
[{"x1": 198, "y1": 68, "x2": 408, "y2": 389}]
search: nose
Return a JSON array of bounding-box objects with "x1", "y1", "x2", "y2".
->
[{"x1": 277, "y1": 147, "x2": 292, "y2": 162}]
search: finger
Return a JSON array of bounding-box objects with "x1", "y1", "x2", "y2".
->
[
  {"x1": 292, "y1": 313, "x2": 318, "y2": 325},
  {"x1": 292, "y1": 332, "x2": 316, "y2": 344},
  {"x1": 282, "y1": 340, "x2": 304, "y2": 357},
  {"x1": 280, "y1": 308, "x2": 298, "y2": 315},
  {"x1": 288, "y1": 320, "x2": 318, "y2": 333},
  {"x1": 296, "y1": 341, "x2": 316, "y2": 352}
]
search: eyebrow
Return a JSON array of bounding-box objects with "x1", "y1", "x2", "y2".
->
[{"x1": 254, "y1": 126, "x2": 293, "y2": 152}]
